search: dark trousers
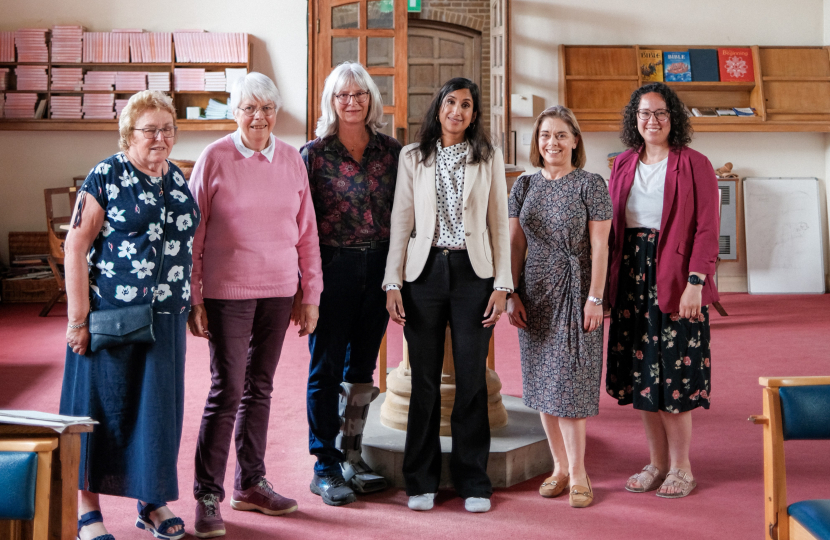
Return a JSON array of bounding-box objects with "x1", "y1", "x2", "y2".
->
[
  {"x1": 307, "y1": 245, "x2": 390, "y2": 476},
  {"x1": 401, "y1": 248, "x2": 494, "y2": 499},
  {"x1": 193, "y1": 297, "x2": 292, "y2": 500}
]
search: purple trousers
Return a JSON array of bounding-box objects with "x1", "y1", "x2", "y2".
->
[{"x1": 193, "y1": 297, "x2": 292, "y2": 500}]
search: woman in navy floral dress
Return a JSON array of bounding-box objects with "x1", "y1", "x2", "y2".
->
[{"x1": 61, "y1": 91, "x2": 199, "y2": 540}]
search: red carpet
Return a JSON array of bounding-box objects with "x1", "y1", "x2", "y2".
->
[{"x1": 1, "y1": 293, "x2": 828, "y2": 539}]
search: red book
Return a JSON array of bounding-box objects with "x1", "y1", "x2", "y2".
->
[{"x1": 718, "y1": 48, "x2": 755, "y2": 82}]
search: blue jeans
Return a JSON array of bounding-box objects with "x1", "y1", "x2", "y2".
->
[{"x1": 307, "y1": 244, "x2": 390, "y2": 476}]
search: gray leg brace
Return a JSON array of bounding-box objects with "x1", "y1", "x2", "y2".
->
[{"x1": 336, "y1": 382, "x2": 387, "y2": 493}]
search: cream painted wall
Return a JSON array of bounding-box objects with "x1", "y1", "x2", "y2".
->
[
  {"x1": 512, "y1": 0, "x2": 830, "y2": 291},
  {"x1": 0, "y1": 0, "x2": 308, "y2": 263}
]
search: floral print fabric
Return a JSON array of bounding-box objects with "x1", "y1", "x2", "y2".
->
[
  {"x1": 79, "y1": 152, "x2": 200, "y2": 314},
  {"x1": 300, "y1": 131, "x2": 401, "y2": 246},
  {"x1": 605, "y1": 228, "x2": 711, "y2": 413}
]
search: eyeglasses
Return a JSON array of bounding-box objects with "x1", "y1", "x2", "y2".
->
[
  {"x1": 334, "y1": 91, "x2": 370, "y2": 105},
  {"x1": 237, "y1": 105, "x2": 277, "y2": 117},
  {"x1": 637, "y1": 109, "x2": 670, "y2": 121},
  {"x1": 133, "y1": 126, "x2": 177, "y2": 139}
]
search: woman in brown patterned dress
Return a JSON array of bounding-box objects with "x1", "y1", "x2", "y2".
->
[{"x1": 506, "y1": 106, "x2": 612, "y2": 508}]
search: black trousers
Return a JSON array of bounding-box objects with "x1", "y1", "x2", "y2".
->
[{"x1": 401, "y1": 248, "x2": 494, "y2": 498}]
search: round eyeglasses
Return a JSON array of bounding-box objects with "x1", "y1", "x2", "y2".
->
[
  {"x1": 637, "y1": 109, "x2": 670, "y2": 121},
  {"x1": 237, "y1": 105, "x2": 277, "y2": 117},
  {"x1": 334, "y1": 91, "x2": 370, "y2": 105}
]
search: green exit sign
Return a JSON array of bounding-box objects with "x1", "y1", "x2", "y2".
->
[{"x1": 408, "y1": 0, "x2": 422, "y2": 12}]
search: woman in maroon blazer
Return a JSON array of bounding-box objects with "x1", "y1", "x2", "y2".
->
[{"x1": 606, "y1": 82, "x2": 719, "y2": 499}]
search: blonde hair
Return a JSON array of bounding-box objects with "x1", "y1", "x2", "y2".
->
[
  {"x1": 316, "y1": 62, "x2": 386, "y2": 138},
  {"x1": 118, "y1": 90, "x2": 177, "y2": 151},
  {"x1": 529, "y1": 105, "x2": 586, "y2": 169}
]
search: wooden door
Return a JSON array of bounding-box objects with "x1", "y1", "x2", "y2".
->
[
  {"x1": 490, "y1": 0, "x2": 511, "y2": 162},
  {"x1": 308, "y1": 0, "x2": 408, "y2": 142},
  {"x1": 406, "y1": 22, "x2": 481, "y2": 144}
]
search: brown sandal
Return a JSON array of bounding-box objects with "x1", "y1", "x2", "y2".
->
[
  {"x1": 656, "y1": 468, "x2": 696, "y2": 499},
  {"x1": 625, "y1": 465, "x2": 665, "y2": 493},
  {"x1": 569, "y1": 476, "x2": 593, "y2": 508},
  {"x1": 539, "y1": 474, "x2": 569, "y2": 498}
]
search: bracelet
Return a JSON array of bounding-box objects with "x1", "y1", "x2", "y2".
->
[
  {"x1": 68, "y1": 320, "x2": 87, "y2": 329},
  {"x1": 587, "y1": 295, "x2": 603, "y2": 306}
]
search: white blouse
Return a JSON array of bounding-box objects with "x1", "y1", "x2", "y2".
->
[
  {"x1": 625, "y1": 157, "x2": 667, "y2": 230},
  {"x1": 432, "y1": 140, "x2": 468, "y2": 249}
]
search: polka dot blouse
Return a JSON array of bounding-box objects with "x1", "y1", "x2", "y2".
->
[{"x1": 432, "y1": 140, "x2": 469, "y2": 249}]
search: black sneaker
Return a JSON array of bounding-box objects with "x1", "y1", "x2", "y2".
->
[{"x1": 310, "y1": 474, "x2": 357, "y2": 506}]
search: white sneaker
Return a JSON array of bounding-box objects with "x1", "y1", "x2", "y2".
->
[
  {"x1": 464, "y1": 497, "x2": 491, "y2": 513},
  {"x1": 408, "y1": 493, "x2": 436, "y2": 511}
]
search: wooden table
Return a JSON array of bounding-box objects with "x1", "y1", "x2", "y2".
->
[{"x1": 0, "y1": 424, "x2": 93, "y2": 540}]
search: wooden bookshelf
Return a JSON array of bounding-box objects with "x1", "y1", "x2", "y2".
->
[
  {"x1": 559, "y1": 45, "x2": 830, "y2": 132},
  {"x1": 0, "y1": 36, "x2": 252, "y2": 131}
]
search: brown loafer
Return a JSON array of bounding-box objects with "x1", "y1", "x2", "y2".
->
[
  {"x1": 656, "y1": 468, "x2": 696, "y2": 499},
  {"x1": 625, "y1": 464, "x2": 665, "y2": 493},
  {"x1": 569, "y1": 476, "x2": 593, "y2": 508},
  {"x1": 539, "y1": 474, "x2": 569, "y2": 498}
]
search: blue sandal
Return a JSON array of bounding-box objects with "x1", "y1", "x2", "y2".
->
[
  {"x1": 135, "y1": 501, "x2": 185, "y2": 540},
  {"x1": 77, "y1": 510, "x2": 115, "y2": 540}
]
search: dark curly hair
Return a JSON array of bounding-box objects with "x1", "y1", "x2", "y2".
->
[{"x1": 620, "y1": 82, "x2": 693, "y2": 149}]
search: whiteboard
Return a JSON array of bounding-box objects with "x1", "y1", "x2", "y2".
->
[{"x1": 744, "y1": 177, "x2": 825, "y2": 294}]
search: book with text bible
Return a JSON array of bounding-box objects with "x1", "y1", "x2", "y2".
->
[
  {"x1": 639, "y1": 49, "x2": 663, "y2": 82},
  {"x1": 689, "y1": 49, "x2": 720, "y2": 81},
  {"x1": 663, "y1": 51, "x2": 691, "y2": 81},
  {"x1": 718, "y1": 48, "x2": 755, "y2": 82}
]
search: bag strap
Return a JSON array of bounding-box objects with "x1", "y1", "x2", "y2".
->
[{"x1": 151, "y1": 170, "x2": 169, "y2": 305}]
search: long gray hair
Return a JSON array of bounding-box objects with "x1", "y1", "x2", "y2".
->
[{"x1": 315, "y1": 62, "x2": 386, "y2": 138}]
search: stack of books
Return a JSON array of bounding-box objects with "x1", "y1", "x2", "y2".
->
[
  {"x1": 147, "y1": 72, "x2": 170, "y2": 91},
  {"x1": 174, "y1": 68, "x2": 205, "y2": 91},
  {"x1": 0, "y1": 69, "x2": 8, "y2": 91},
  {"x1": 3, "y1": 254, "x2": 52, "y2": 281},
  {"x1": 115, "y1": 98, "x2": 131, "y2": 118},
  {"x1": 205, "y1": 98, "x2": 230, "y2": 119},
  {"x1": 83, "y1": 32, "x2": 130, "y2": 63},
  {"x1": 115, "y1": 71, "x2": 147, "y2": 91},
  {"x1": 0, "y1": 32, "x2": 14, "y2": 62},
  {"x1": 204, "y1": 71, "x2": 226, "y2": 91},
  {"x1": 129, "y1": 32, "x2": 172, "y2": 63},
  {"x1": 14, "y1": 65, "x2": 48, "y2": 91},
  {"x1": 0, "y1": 94, "x2": 4, "y2": 118},
  {"x1": 51, "y1": 67, "x2": 84, "y2": 91},
  {"x1": 173, "y1": 32, "x2": 248, "y2": 63},
  {"x1": 83, "y1": 71, "x2": 116, "y2": 91},
  {"x1": 83, "y1": 93, "x2": 115, "y2": 119},
  {"x1": 50, "y1": 96, "x2": 83, "y2": 119},
  {"x1": 4, "y1": 93, "x2": 38, "y2": 118},
  {"x1": 15, "y1": 29, "x2": 49, "y2": 63},
  {"x1": 51, "y1": 25, "x2": 84, "y2": 63}
]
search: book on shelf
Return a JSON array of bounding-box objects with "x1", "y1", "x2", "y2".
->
[
  {"x1": 718, "y1": 48, "x2": 755, "y2": 82},
  {"x1": 716, "y1": 108, "x2": 737, "y2": 116},
  {"x1": 733, "y1": 107, "x2": 756, "y2": 116},
  {"x1": 688, "y1": 49, "x2": 719, "y2": 82},
  {"x1": 663, "y1": 51, "x2": 691, "y2": 82},
  {"x1": 691, "y1": 107, "x2": 718, "y2": 117},
  {"x1": 0, "y1": 410, "x2": 97, "y2": 433},
  {"x1": 638, "y1": 49, "x2": 663, "y2": 82}
]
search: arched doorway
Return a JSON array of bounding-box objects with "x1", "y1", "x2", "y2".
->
[{"x1": 406, "y1": 20, "x2": 481, "y2": 144}]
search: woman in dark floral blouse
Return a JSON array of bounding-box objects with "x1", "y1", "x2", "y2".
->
[{"x1": 300, "y1": 62, "x2": 401, "y2": 507}]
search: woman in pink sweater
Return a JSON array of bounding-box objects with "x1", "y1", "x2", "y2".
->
[{"x1": 186, "y1": 72, "x2": 323, "y2": 538}]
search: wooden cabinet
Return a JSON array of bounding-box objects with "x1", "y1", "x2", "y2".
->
[
  {"x1": 0, "y1": 39, "x2": 251, "y2": 131},
  {"x1": 559, "y1": 45, "x2": 830, "y2": 132}
]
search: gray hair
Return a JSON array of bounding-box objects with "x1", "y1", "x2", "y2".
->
[
  {"x1": 315, "y1": 62, "x2": 386, "y2": 138},
  {"x1": 229, "y1": 72, "x2": 283, "y2": 114}
]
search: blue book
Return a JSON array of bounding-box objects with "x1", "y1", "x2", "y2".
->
[
  {"x1": 689, "y1": 49, "x2": 720, "y2": 82},
  {"x1": 663, "y1": 51, "x2": 692, "y2": 82}
]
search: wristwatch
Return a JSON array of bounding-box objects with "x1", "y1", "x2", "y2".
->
[
  {"x1": 587, "y1": 295, "x2": 603, "y2": 306},
  {"x1": 688, "y1": 275, "x2": 705, "y2": 286}
]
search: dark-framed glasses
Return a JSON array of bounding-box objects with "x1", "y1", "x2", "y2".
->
[
  {"x1": 637, "y1": 109, "x2": 670, "y2": 121},
  {"x1": 238, "y1": 105, "x2": 277, "y2": 117},
  {"x1": 334, "y1": 91, "x2": 370, "y2": 105},
  {"x1": 133, "y1": 126, "x2": 177, "y2": 139}
]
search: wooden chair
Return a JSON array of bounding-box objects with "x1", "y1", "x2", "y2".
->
[
  {"x1": 749, "y1": 376, "x2": 830, "y2": 540},
  {"x1": 40, "y1": 187, "x2": 77, "y2": 317},
  {"x1": 0, "y1": 437, "x2": 58, "y2": 540}
]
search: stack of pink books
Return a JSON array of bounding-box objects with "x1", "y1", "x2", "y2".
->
[
  {"x1": 173, "y1": 32, "x2": 248, "y2": 63},
  {"x1": 174, "y1": 68, "x2": 205, "y2": 91},
  {"x1": 204, "y1": 71, "x2": 226, "y2": 91},
  {"x1": 4, "y1": 93, "x2": 38, "y2": 118},
  {"x1": 115, "y1": 72, "x2": 147, "y2": 91},
  {"x1": 50, "y1": 96, "x2": 83, "y2": 119},
  {"x1": 83, "y1": 71, "x2": 116, "y2": 91},
  {"x1": 147, "y1": 72, "x2": 170, "y2": 91},
  {"x1": 129, "y1": 33, "x2": 172, "y2": 63},
  {"x1": 52, "y1": 26, "x2": 84, "y2": 63},
  {"x1": 83, "y1": 93, "x2": 115, "y2": 119},
  {"x1": 51, "y1": 68, "x2": 84, "y2": 91},
  {"x1": 83, "y1": 32, "x2": 130, "y2": 63},
  {"x1": 0, "y1": 94, "x2": 5, "y2": 118},
  {"x1": 15, "y1": 29, "x2": 49, "y2": 63},
  {"x1": 115, "y1": 98, "x2": 131, "y2": 118},
  {"x1": 15, "y1": 66, "x2": 48, "y2": 91},
  {"x1": 0, "y1": 32, "x2": 14, "y2": 62},
  {"x1": 0, "y1": 69, "x2": 8, "y2": 91}
]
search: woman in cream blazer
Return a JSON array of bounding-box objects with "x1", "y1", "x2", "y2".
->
[{"x1": 383, "y1": 78, "x2": 512, "y2": 514}]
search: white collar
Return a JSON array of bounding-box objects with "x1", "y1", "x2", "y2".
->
[{"x1": 231, "y1": 129, "x2": 276, "y2": 162}]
